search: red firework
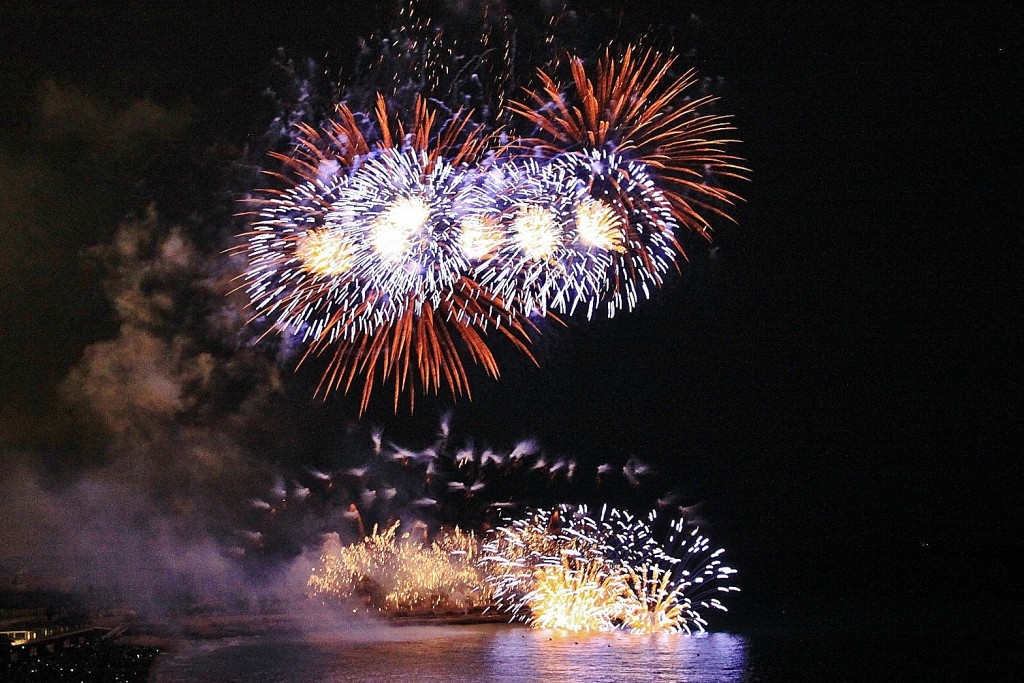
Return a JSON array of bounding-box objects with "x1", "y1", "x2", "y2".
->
[
  {"x1": 509, "y1": 44, "x2": 748, "y2": 242},
  {"x1": 239, "y1": 96, "x2": 535, "y2": 414}
]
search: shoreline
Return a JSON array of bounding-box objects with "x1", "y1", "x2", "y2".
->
[{"x1": 126, "y1": 607, "x2": 514, "y2": 650}]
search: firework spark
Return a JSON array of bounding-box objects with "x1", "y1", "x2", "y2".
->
[
  {"x1": 459, "y1": 213, "x2": 504, "y2": 261},
  {"x1": 294, "y1": 228, "x2": 356, "y2": 277},
  {"x1": 524, "y1": 557, "x2": 626, "y2": 632},
  {"x1": 615, "y1": 564, "x2": 690, "y2": 634},
  {"x1": 574, "y1": 199, "x2": 626, "y2": 253}
]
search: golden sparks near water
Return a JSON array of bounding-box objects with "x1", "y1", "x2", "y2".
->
[
  {"x1": 617, "y1": 564, "x2": 691, "y2": 635},
  {"x1": 308, "y1": 522, "x2": 491, "y2": 612},
  {"x1": 306, "y1": 502, "x2": 737, "y2": 634},
  {"x1": 524, "y1": 558, "x2": 628, "y2": 632},
  {"x1": 479, "y1": 505, "x2": 738, "y2": 634}
]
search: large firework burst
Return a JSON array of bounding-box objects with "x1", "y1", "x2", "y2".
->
[
  {"x1": 238, "y1": 10, "x2": 745, "y2": 410},
  {"x1": 241, "y1": 98, "x2": 535, "y2": 412}
]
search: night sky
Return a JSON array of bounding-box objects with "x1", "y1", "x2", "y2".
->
[{"x1": 0, "y1": 0, "x2": 1018, "y2": 660}]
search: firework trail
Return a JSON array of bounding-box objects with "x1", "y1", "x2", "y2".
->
[
  {"x1": 237, "y1": 416, "x2": 655, "y2": 553},
  {"x1": 238, "y1": 3, "x2": 746, "y2": 411}
]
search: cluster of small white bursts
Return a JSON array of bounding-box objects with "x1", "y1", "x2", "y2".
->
[{"x1": 249, "y1": 147, "x2": 677, "y2": 337}]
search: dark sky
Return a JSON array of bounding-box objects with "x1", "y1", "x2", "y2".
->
[{"x1": 0, "y1": 0, "x2": 1018, "y2": 637}]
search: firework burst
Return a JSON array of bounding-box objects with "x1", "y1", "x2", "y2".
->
[
  {"x1": 237, "y1": 103, "x2": 369, "y2": 343},
  {"x1": 510, "y1": 44, "x2": 748, "y2": 242},
  {"x1": 238, "y1": 10, "x2": 745, "y2": 410},
  {"x1": 480, "y1": 504, "x2": 738, "y2": 634},
  {"x1": 615, "y1": 564, "x2": 690, "y2": 634},
  {"x1": 524, "y1": 557, "x2": 626, "y2": 632},
  {"x1": 552, "y1": 149, "x2": 682, "y2": 316},
  {"x1": 242, "y1": 98, "x2": 535, "y2": 412},
  {"x1": 481, "y1": 507, "x2": 602, "y2": 615},
  {"x1": 470, "y1": 159, "x2": 609, "y2": 318}
]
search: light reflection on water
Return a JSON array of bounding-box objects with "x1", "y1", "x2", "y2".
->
[{"x1": 151, "y1": 624, "x2": 748, "y2": 683}]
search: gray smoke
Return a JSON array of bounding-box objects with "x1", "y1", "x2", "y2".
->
[{"x1": 0, "y1": 205, "x2": 316, "y2": 616}]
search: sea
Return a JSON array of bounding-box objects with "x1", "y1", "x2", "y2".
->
[{"x1": 147, "y1": 620, "x2": 1014, "y2": 682}]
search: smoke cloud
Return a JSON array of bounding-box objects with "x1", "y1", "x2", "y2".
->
[
  {"x1": 0, "y1": 81, "x2": 190, "y2": 446},
  {"x1": 0, "y1": 203, "x2": 315, "y2": 615}
]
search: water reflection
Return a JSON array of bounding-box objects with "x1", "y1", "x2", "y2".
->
[
  {"x1": 152, "y1": 624, "x2": 749, "y2": 682},
  {"x1": 485, "y1": 629, "x2": 748, "y2": 683}
]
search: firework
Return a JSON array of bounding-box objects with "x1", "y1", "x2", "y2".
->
[
  {"x1": 510, "y1": 44, "x2": 748, "y2": 242},
  {"x1": 524, "y1": 556, "x2": 626, "y2": 632},
  {"x1": 651, "y1": 513, "x2": 741, "y2": 631},
  {"x1": 615, "y1": 564, "x2": 690, "y2": 634},
  {"x1": 470, "y1": 159, "x2": 609, "y2": 318},
  {"x1": 237, "y1": 105, "x2": 369, "y2": 345},
  {"x1": 461, "y1": 151, "x2": 683, "y2": 319},
  {"x1": 481, "y1": 507, "x2": 603, "y2": 615},
  {"x1": 480, "y1": 504, "x2": 738, "y2": 634},
  {"x1": 551, "y1": 149, "x2": 682, "y2": 317},
  {"x1": 244, "y1": 422, "x2": 736, "y2": 632},
  {"x1": 308, "y1": 522, "x2": 491, "y2": 612},
  {"x1": 243, "y1": 99, "x2": 535, "y2": 412},
  {"x1": 239, "y1": 9, "x2": 745, "y2": 410}
]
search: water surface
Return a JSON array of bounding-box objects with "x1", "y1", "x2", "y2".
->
[{"x1": 151, "y1": 624, "x2": 749, "y2": 683}]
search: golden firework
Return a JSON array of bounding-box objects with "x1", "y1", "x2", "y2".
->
[
  {"x1": 370, "y1": 196, "x2": 432, "y2": 261},
  {"x1": 525, "y1": 558, "x2": 626, "y2": 632},
  {"x1": 613, "y1": 564, "x2": 689, "y2": 634},
  {"x1": 308, "y1": 522, "x2": 492, "y2": 612},
  {"x1": 295, "y1": 229, "x2": 355, "y2": 276},
  {"x1": 574, "y1": 199, "x2": 626, "y2": 253},
  {"x1": 512, "y1": 205, "x2": 561, "y2": 260},
  {"x1": 460, "y1": 214, "x2": 504, "y2": 261}
]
